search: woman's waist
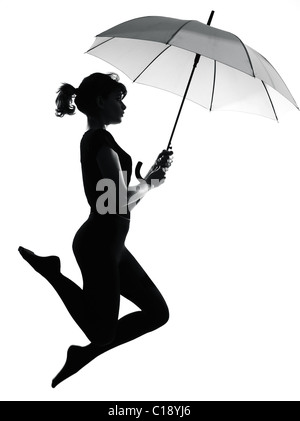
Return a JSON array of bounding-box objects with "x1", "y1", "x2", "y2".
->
[{"x1": 89, "y1": 210, "x2": 130, "y2": 223}]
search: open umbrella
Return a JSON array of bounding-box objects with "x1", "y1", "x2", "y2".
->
[{"x1": 86, "y1": 12, "x2": 298, "y2": 179}]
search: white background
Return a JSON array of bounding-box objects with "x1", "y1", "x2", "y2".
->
[{"x1": 1, "y1": 0, "x2": 300, "y2": 401}]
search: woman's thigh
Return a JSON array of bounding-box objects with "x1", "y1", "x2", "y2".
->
[
  {"x1": 119, "y1": 247, "x2": 169, "y2": 321},
  {"x1": 72, "y1": 216, "x2": 124, "y2": 323}
]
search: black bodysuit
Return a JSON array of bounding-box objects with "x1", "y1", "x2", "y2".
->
[
  {"x1": 71, "y1": 128, "x2": 169, "y2": 346},
  {"x1": 80, "y1": 128, "x2": 132, "y2": 219}
]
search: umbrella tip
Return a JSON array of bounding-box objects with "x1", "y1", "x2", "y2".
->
[{"x1": 207, "y1": 10, "x2": 215, "y2": 26}]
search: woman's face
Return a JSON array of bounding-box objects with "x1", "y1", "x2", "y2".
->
[{"x1": 101, "y1": 90, "x2": 126, "y2": 125}]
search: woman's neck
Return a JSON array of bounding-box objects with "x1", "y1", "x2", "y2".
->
[{"x1": 87, "y1": 116, "x2": 106, "y2": 131}]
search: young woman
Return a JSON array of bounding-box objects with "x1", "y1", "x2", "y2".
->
[{"x1": 18, "y1": 72, "x2": 173, "y2": 387}]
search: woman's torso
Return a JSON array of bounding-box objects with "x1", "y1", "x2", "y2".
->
[{"x1": 80, "y1": 128, "x2": 132, "y2": 220}]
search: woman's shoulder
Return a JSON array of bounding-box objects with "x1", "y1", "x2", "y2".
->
[
  {"x1": 83, "y1": 128, "x2": 113, "y2": 142},
  {"x1": 81, "y1": 129, "x2": 115, "y2": 152}
]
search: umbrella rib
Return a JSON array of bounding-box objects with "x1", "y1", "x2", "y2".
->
[
  {"x1": 209, "y1": 60, "x2": 217, "y2": 111},
  {"x1": 261, "y1": 81, "x2": 278, "y2": 121},
  {"x1": 86, "y1": 37, "x2": 114, "y2": 53},
  {"x1": 166, "y1": 20, "x2": 193, "y2": 44},
  {"x1": 231, "y1": 35, "x2": 255, "y2": 77},
  {"x1": 132, "y1": 45, "x2": 172, "y2": 83}
]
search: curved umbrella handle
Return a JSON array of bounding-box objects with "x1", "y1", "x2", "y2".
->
[
  {"x1": 135, "y1": 161, "x2": 144, "y2": 180},
  {"x1": 135, "y1": 145, "x2": 173, "y2": 180}
]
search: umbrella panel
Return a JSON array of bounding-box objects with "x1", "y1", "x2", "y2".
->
[
  {"x1": 207, "y1": 60, "x2": 277, "y2": 119},
  {"x1": 136, "y1": 46, "x2": 197, "y2": 96},
  {"x1": 87, "y1": 37, "x2": 169, "y2": 81},
  {"x1": 246, "y1": 46, "x2": 297, "y2": 107}
]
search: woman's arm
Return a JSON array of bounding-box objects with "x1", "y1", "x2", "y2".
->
[
  {"x1": 96, "y1": 146, "x2": 152, "y2": 212},
  {"x1": 96, "y1": 146, "x2": 173, "y2": 213}
]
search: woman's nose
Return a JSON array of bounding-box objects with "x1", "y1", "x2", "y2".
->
[{"x1": 122, "y1": 102, "x2": 126, "y2": 110}]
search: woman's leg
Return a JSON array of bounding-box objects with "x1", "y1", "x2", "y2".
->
[
  {"x1": 18, "y1": 246, "x2": 92, "y2": 337},
  {"x1": 18, "y1": 245, "x2": 121, "y2": 345},
  {"x1": 111, "y1": 246, "x2": 170, "y2": 343},
  {"x1": 18, "y1": 215, "x2": 125, "y2": 344},
  {"x1": 51, "y1": 246, "x2": 169, "y2": 387}
]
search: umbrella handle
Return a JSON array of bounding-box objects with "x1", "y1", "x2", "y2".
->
[
  {"x1": 135, "y1": 161, "x2": 144, "y2": 180},
  {"x1": 135, "y1": 144, "x2": 173, "y2": 180}
]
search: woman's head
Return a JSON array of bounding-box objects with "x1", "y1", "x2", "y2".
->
[{"x1": 55, "y1": 72, "x2": 127, "y2": 125}]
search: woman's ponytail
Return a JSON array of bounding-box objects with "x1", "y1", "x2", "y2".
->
[{"x1": 55, "y1": 83, "x2": 77, "y2": 117}]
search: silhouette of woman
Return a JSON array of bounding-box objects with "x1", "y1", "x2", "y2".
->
[{"x1": 18, "y1": 72, "x2": 173, "y2": 387}]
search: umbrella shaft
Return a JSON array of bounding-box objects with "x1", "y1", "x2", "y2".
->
[
  {"x1": 167, "y1": 10, "x2": 214, "y2": 150},
  {"x1": 167, "y1": 53, "x2": 200, "y2": 150}
]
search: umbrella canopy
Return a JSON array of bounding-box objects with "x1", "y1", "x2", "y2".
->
[
  {"x1": 87, "y1": 14, "x2": 298, "y2": 179},
  {"x1": 87, "y1": 15, "x2": 298, "y2": 121}
]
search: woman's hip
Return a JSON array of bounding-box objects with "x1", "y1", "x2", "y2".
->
[{"x1": 72, "y1": 212, "x2": 130, "y2": 257}]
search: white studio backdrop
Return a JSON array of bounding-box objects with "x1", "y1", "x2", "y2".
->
[{"x1": 1, "y1": 0, "x2": 300, "y2": 401}]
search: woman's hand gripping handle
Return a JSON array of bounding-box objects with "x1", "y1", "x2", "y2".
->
[{"x1": 136, "y1": 149, "x2": 174, "y2": 189}]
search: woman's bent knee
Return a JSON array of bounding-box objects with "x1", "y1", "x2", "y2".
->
[
  {"x1": 149, "y1": 304, "x2": 169, "y2": 330},
  {"x1": 159, "y1": 305, "x2": 170, "y2": 326}
]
